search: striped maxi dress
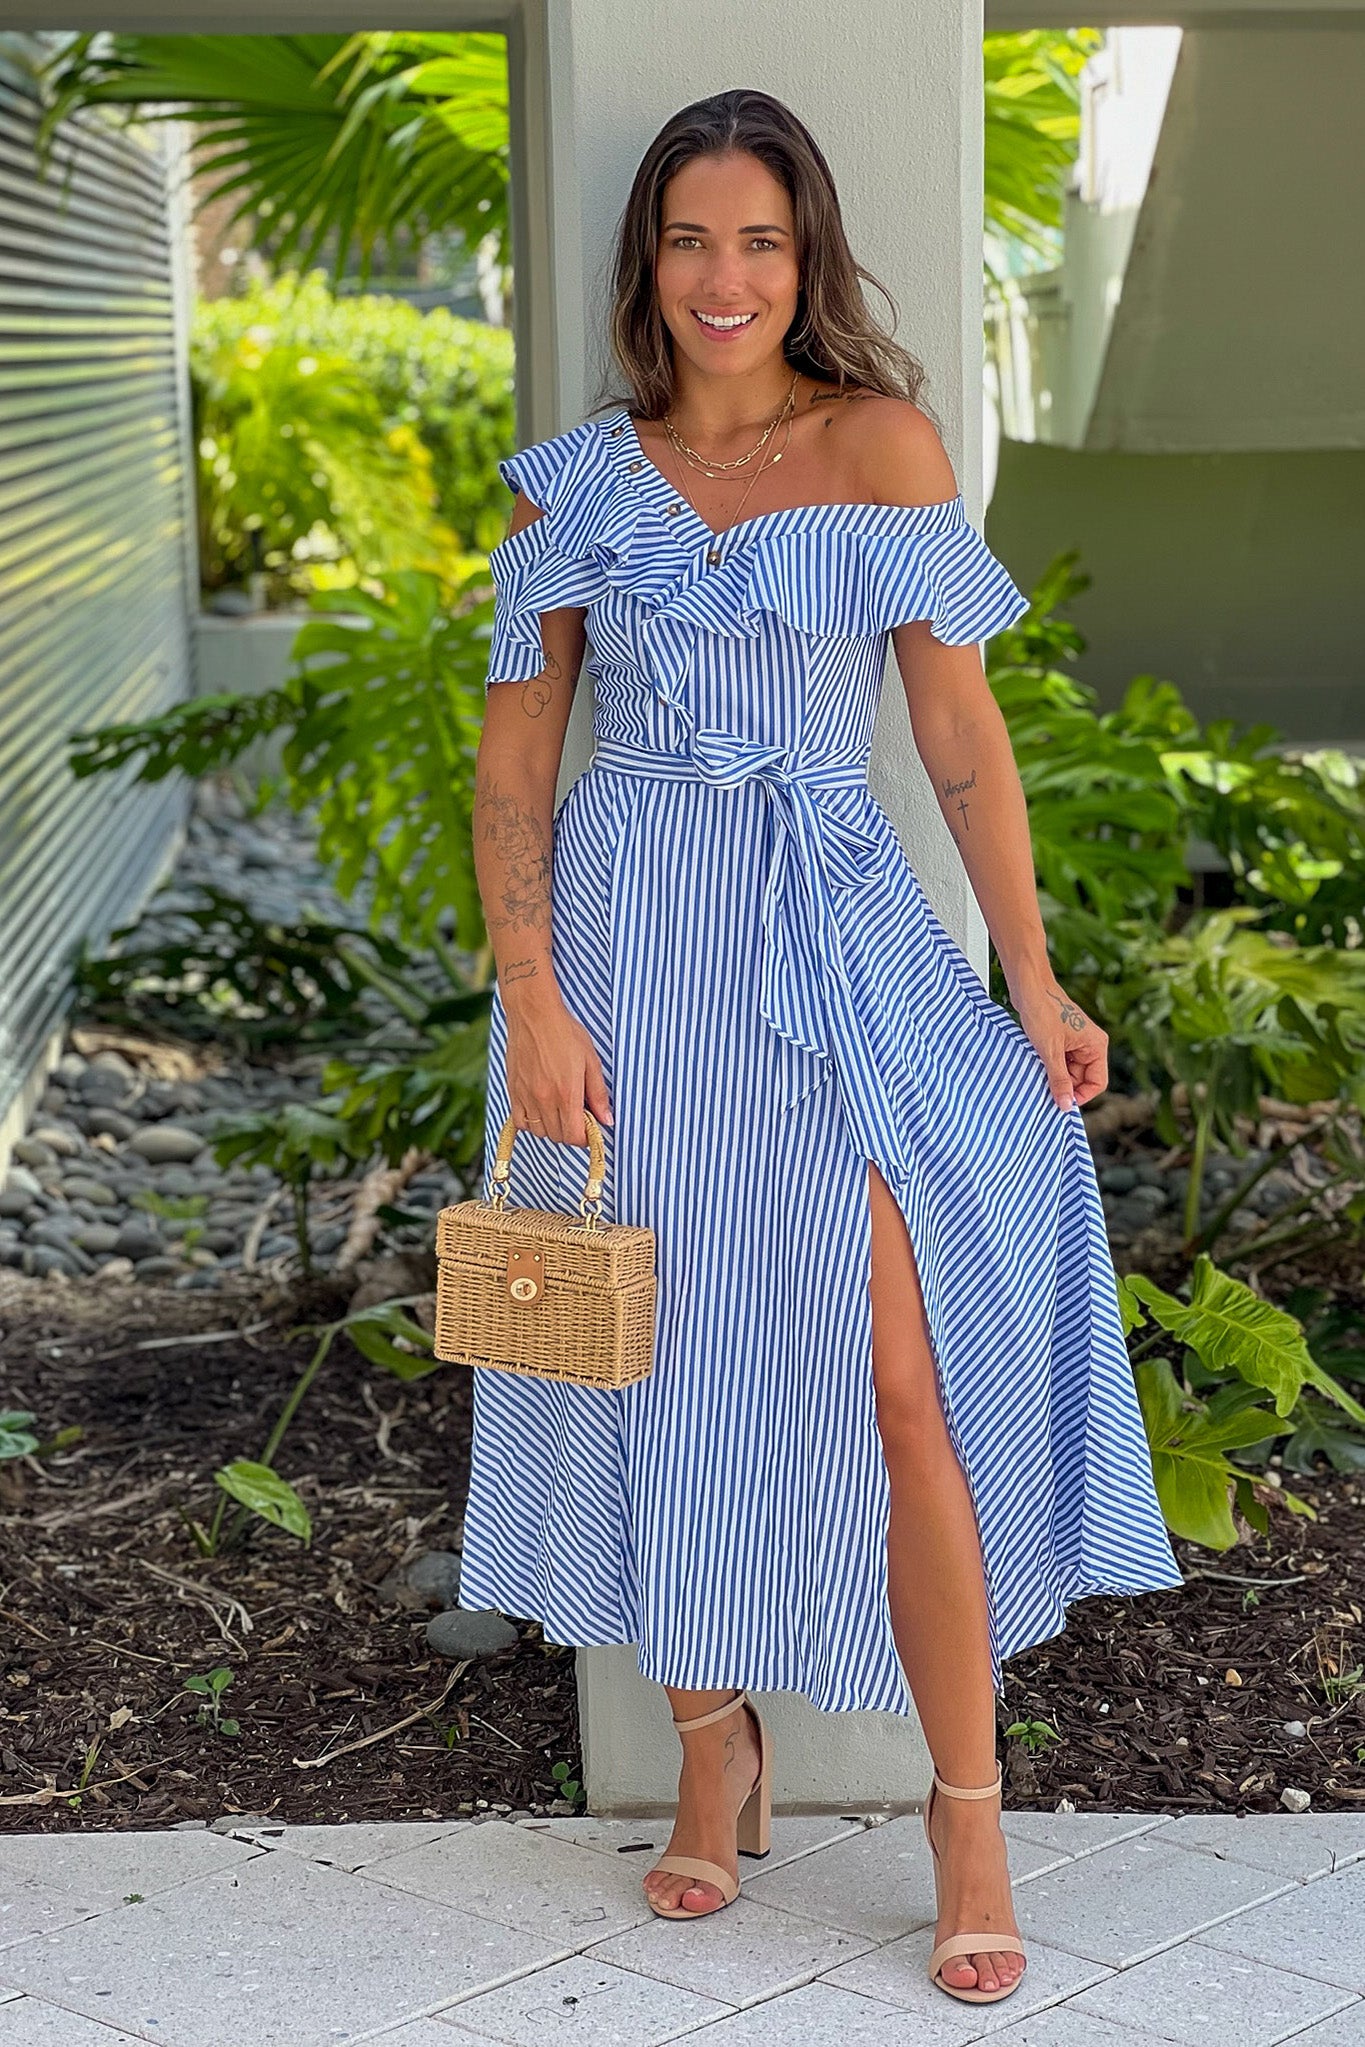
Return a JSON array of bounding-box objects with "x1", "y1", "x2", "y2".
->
[{"x1": 456, "y1": 403, "x2": 1182, "y2": 1711}]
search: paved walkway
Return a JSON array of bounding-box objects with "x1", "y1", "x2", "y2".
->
[{"x1": 1, "y1": 1809, "x2": 1362, "y2": 2045}]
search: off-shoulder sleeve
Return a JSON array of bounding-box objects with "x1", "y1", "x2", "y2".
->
[
  {"x1": 483, "y1": 431, "x2": 607, "y2": 687},
  {"x1": 871, "y1": 499, "x2": 1031, "y2": 642}
]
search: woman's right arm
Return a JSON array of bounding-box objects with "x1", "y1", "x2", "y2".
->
[{"x1": 474, "y1": 488, "x2": 613, "y2": 1146}]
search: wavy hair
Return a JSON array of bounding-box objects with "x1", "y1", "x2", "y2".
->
[{"x1": 591, "y1": 88, "x2": 934, "y2": 426}]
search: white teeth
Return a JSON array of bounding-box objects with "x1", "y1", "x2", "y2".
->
[{"x1": 695, "y1": 311, "x2": 755, "y2": 329}]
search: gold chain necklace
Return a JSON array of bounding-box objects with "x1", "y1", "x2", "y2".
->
[
  {"x1": 671, "y1": 389, "x2": 798, "y2": 566},
  {"x1": 663, "y1": 371, "x2": 799, "y2": 478}
]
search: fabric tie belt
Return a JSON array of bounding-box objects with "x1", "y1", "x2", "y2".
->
[{"x1": 589, "y1": 732, "x2": 913, "y2": 1184}]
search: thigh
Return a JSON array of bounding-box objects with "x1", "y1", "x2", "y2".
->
[{"x1": 867, "y1": 1160, "x2": 951, "y2": 1447}]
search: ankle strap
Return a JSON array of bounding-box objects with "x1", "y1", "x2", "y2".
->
[
  {"x1": 672, "y1": 1688, "x2": 749, "y2": 1733},
  {"x1": 932, "y1": 1764, "x2": 1003, "y2": 1801}
]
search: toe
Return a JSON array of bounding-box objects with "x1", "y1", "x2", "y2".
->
[{"x1": 941, "y1": 1957, "x2": 978, "y2": 1989}]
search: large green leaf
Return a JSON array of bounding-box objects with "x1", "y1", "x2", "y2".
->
[
  {"x1": 34, "y1": 32, "x2": 508, "y2": 285},
  {"x1": 1124, "y1": 1255, "x2": 1314, "y2": 1418},
  {"x1": 214, "y1": 1459, "x2": 312, "y2": 1542},
  {"x1": 1136, "y1": 1360, "x2": 1282, "y2": 1549}
]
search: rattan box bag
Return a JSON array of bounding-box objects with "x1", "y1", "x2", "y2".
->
[{"x1": 433, "y1": 1110, "x2": 656, "y2": 1390}]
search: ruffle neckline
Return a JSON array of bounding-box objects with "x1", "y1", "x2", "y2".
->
[{"x1": 482, "y1": 406, "x2": 1029, "y2": 690}]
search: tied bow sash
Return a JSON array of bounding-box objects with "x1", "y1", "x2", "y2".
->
[{"x1": 590, "y1": 732, "x2": 914, "y2": 1185}]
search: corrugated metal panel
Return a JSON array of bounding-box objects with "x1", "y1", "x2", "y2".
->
[{"x1": 0, "y1": 41, "x2": 193, "y2": 1115}]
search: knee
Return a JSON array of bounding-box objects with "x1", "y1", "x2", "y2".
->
[{"x1": 872, "y1": 1373, "x2": 954, "y2": 1467}]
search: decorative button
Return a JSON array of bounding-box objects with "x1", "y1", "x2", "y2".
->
[
  {"x1": 609, "y1": 423, "x2": 625, "y2": 436},
  {"x1": 666, "y1": 502, "x2": 682, "y2": 516},
  {"x1": 628, "y1": 460, "x2": 643, "y2": 473},
  {"x1": 706, "y1": 548, "x2": 722, "y2": 567}
]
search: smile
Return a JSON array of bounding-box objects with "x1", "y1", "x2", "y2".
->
[{"x1": 691, "y1": 310, "x2": 758, "y2": 332}]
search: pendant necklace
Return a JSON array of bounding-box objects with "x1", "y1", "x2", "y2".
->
[{"x1": 665, "y1": 374, "x2": 799, "y2": 566}]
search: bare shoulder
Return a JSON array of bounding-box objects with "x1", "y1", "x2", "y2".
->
[{"x1": 824, "y1": 392, "x2": 959, "y2": 508}]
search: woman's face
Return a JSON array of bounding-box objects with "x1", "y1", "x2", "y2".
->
[{"x1": 654, "y1": 150, "x2": 800, "y2": 382}]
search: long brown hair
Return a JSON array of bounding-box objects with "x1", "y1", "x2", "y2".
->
[{"x1": 591, "y1": 89, "x2": 935, "y2": 427}]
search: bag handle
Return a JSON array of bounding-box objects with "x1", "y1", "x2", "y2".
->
[{"x1": 486, "y1": 1110, "x2": 608, "y2": 1226}]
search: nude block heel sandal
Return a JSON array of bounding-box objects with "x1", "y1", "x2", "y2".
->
[
  {"x1": 922, "y1": 1765, "x2": 1027, "y2": 2004},
  {"x1": 645, "y1": 1687, "x2": 772, "y2": 1919}
]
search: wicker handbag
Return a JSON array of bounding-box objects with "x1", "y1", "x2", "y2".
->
[{"x1": 433, "y1": 1109, "x2": 656, "y2": 1390}]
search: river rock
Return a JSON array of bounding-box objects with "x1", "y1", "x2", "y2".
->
[
  {"x1": 134, "y1": 1255, "x2": 183, "y2": 1279},
  {"x1": 129, "y1": 1125, "x2": 205, "y2": 1165},
  {"x1": 59, "y1": 1175, "x2": 118, "y2": 1207},
  {"x1": 0, "y1": 1168, "x2": 41, "y2": 1218},
  {"x1": 87, "y1": 1108, "x2": 138, "y2": 1142},
  {"x1": 425, "y1": 1608, "x2": 517, "y2": 1661},
  {"x1": 76, "y1": 1065, "x2": 135, "y2": 1109},
  {"x1": 406, "y1": 1551, "x2": 464, "y2": 1607},
  {"x1": 113, "y1": 1221, "x2": 162, "y2": 1260},
  {"x1": 73, "y1": 1224, "x2": 122, "y2": 1255},
  {"x1": 31, "y1": 1125, "x2": 81, "y2": 1158},
  {"x1": 12, "y1": 1138, "x2": 57, "y2": 1171}
]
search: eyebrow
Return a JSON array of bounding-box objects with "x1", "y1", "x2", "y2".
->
[{"x1": 661, "y1": 221, "x2": 791, "y2": 235}]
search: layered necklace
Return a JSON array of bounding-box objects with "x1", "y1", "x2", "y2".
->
[{"x1": 662, "y1": 371, "x2": 799, "y2": 566}]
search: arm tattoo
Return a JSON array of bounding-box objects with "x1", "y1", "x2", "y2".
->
[
  {"x1": 519, "y1": 650, "x2": 566, "y2": 719},
  {"x1": 479, "y1": 778, "x2": 553, "y2": 932},
  {"x1": 942, "y1": 765, "x2": 977, "y2": 840}
]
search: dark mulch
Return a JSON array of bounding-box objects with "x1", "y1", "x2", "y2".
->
[
  {"x1": 3, "y1": 1271, "x2": 1362, "y2": 1833},
  {"x1": 1000, "y1": 1476, "x2": 1365, "y2": 1812},
  {"x1": 0, "y1": 1274, "x2": 579, "y2": 1835}
]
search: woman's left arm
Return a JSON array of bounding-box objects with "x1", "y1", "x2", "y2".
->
[{"x1": 890, "y1": 620, "x2": 1108, "y2": 1110}]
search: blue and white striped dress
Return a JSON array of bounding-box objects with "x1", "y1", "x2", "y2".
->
[{"x1": 457, "y1": 403, "x2": 1182, "y2": 1710}]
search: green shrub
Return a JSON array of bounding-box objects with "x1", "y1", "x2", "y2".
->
[{"x1": 192, "y1": 271, "x2": 516, "y2": 585}]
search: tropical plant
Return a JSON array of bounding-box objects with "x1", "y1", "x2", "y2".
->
[
  {"x1": 72, "y1": 565, "x2": 496, "y2": 952},
  {"x1": 1120, "y1": 1256, "x2": 1365, "y2": 1548},
  {"x1": 1115, "y1": 910, "x2": 1365, "y2": 1249},
  {"x1": 984, "y1": 30, "x2": 1102, "y2": 275},
  {"x1": 32, "y1": 32, "x2": 510, "y2": 287}
]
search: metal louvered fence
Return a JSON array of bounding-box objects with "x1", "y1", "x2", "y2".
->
[{"x1": 0, "y1": 36, "x2": 196, "y2": 1126}]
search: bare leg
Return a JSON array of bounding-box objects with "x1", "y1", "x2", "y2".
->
[
  {"x1": 868, "y1": 1160, "x2": 1024, "y2": 1995},
  {"x1": 641, "y1": 1685, "x2": 763, "y2": 1914}
]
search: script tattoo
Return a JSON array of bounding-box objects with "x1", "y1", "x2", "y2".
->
[
  {"x1": 479, "y1": 778, "x2": 553, "y2": 932},
  {"x1": 519, "y1": 650, "x2": 566, "y2": 719},
  {"x1": 941, "y1": 765, "x2": 977, "y2": 840}
]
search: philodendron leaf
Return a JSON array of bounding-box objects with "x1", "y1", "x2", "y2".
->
[
  {"x1": 214, "y1": 1460, "x2": 312, "y2": 1543},
  {"x1": 1135, "y1": 1359, "x2": 1284, "y2": 1549},
  {"x1": 1124, "y1": 1255, "x2": 1313, "y2": 1418}
]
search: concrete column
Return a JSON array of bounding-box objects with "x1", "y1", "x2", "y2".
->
[{"x1": 527, "y1": 0, "x2": 987, "y2": 1810}]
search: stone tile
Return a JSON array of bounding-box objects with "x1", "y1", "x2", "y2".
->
[
  {"x1": 0, "y1": 1828, "x2": 257, "y2": 1910},
  {"x1": 522, "y1": 1812, "x2": 873, "y2": 1874},
  {"x1": 738, "y1": 1814, "x2": 1056, "y2": 1942},
  {"x1": 0, "y1": 1846, "x2": 551, "y2": 2047},
  {"x1": 1279, "y1": 2005, "x2": 1365, "y2": 2045},
  {"x1": 821, "y1": 1929, "x2": 1112, "y2": 2032},
  {"x1": 362, "y1": 2026, "x2": 480, "y2": 2047},
  {"x1": 583, "y1": 1893, "x2": 874, "y2": 2007},
  {"x1": 428, "y1": 1952, "x2": 729, "y2": 2044},
  {"x1": 0, "y1": 1880, "x2": 103, "y2": 1953},
  {"x1": 1001, "y1": 1811, "x2": 1166, "y2": 1862},
  {"x1": 0, "y1": 2000, "x2": 153, "y2": 2043},
  {"x1": 359, "y1": 1820, "x2": 658, "y2": 1945},
  {"x1": 1158, "y1": 1813, "x2": 1365, "y2": 1882},
  {"x1": 623, "y1": 1978, "x2": 981, "y2": 2045},
  {"x1": 228, "y1": 1819, "x2": 467, "y2": 1873},
  {"x1": 1199, "y1": 1863, "x2": 1365, "y2": 1992},
  {"x1": 1070, "y1": 1937, "x2": 1356, "y2": 2044},
  {"x1": 1007, "y1": 1833, "x2": 1290, "y2": 1967},
  {"x1": 983, "y1": 2014, "x2": 1173, "y2": 2047}
]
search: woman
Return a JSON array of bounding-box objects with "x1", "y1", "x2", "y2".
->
[{"x1": 461, "y1": 88, "x2": 1181, "y2": 2006}]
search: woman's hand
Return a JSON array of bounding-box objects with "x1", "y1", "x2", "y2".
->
[
  {"x1": 1010, "y1": 972, "x2": 1109, "y2": 1112},
  {"x1": 504, "y1": 994, "x2": 614, "y2": 1147}
]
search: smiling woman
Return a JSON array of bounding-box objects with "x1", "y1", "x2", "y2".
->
[{"x1": 463, "y1": 86, "x2": 1180, "y2": 2005}]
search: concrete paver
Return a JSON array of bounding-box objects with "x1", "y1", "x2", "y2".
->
[
  {"x1": 1067, "y1": 1935, "x2": 1358, "y2": 2043},
  {"x1": 1007, "y1": 1830, "x2": 1293, "y2": 1967},
  {"x1": 0, "y1": 1810, "x2": 1361, "y2": 2046},
  {"x1": 424, "y1": 1951, "x2": 731, "y2": 2045},
  {"x1": 0, "y1": 1842, "x2": 553, "y2": 2047}
]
